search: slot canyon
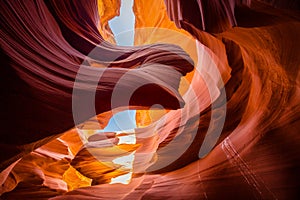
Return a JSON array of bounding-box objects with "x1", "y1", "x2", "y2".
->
[{"x1": 1, "y1": 0, "x2": 300, "y2": 199}]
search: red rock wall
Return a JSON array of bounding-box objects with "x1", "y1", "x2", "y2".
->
[{"x1": 0, "y1": 0, "x2": 299, "y2": 199}]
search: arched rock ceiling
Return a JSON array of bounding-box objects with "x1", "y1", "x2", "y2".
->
[{"x1": 0, "y1": 0, "x2": 299, "y2": 199}]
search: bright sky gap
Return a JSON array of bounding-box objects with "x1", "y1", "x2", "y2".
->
[{"x1": 104, "y1": 0, "x2": 136, "y2": 132}]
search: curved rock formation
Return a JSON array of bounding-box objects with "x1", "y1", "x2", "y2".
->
[
  {"x1": 1, "y1": 0, "x2": 299, "y2": 199},
  {"x1": 0, "y1": 0, "x2": 193, "y2": 170}
]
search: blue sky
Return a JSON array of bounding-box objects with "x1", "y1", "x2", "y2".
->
[
  {"x1": 104, "y1": 0, "x2": 136, "y2": 132},
  {"x1": 108, "y1": 0, "x2": 135, "y2": 46}
]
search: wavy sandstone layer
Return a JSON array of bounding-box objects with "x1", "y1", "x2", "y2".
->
[{"x1": 0, "y1": 0, "x2": 299, "y2": 199}]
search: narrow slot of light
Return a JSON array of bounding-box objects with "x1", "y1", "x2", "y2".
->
[
  {"x1": 110, "y1": 132, "x2": 136, "y2": 184},
  {"x1": 110, "y1": 172, "x2": 133, "y2": 185},
  {"x1": 108, "y1": 0, "x2": 137, "y2": 185}
]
